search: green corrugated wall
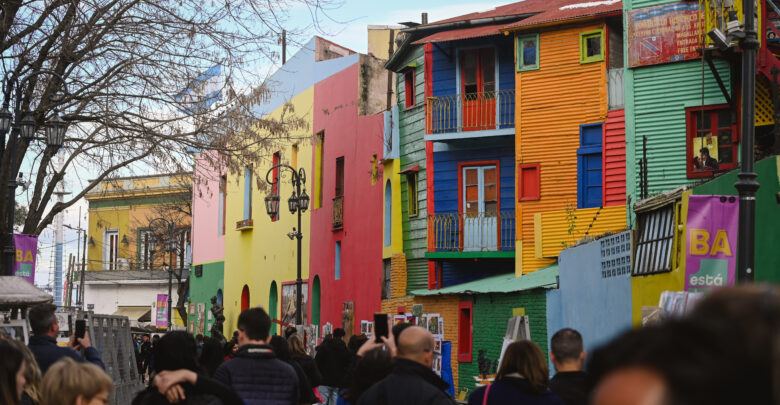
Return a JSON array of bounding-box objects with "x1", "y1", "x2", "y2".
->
[
  {"x1": 397, "y1": 45, "x2": 429, "y2": 288},
  {"x1": 624, "y1": 0, "x2": 733, "y2": 219}
]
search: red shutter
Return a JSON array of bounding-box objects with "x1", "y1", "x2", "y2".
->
[
  {"x1": 518, "y1": 163, "x2": 540, "y2": 201},
  {"x1": 458, "y1": 301, "x2": 473, "y2": 362}
]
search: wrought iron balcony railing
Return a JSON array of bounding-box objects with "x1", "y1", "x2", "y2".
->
[
  {"x1": 426, "y1": 89, "x2": 515, "y2": 134},
  {"x1": 428, "y1": 211, "x2": 515, "y2": 252},
  {"x1": 332, "y1": 195, "x2": 344, "y2": 229}
]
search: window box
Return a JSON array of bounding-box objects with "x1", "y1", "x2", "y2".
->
[{"x1": 236, "y1": 219, "x2": 254, "y2": 231}]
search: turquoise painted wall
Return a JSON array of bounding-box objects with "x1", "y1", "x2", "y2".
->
[
  {"x1": 189, "y1": 261, "x2": 225, "y2": 336},
  {"x1": 692, "y1": 156, "x2": 780, "y2": 283},
  {"x1": 458, "y1": 290, "x2": 549, "y2": 393}
]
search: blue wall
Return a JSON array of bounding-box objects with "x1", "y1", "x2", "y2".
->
[
  {"x1": 433, "y1": 142, "x2": 515, "y2": 215},
  {"x1": 430, "y1": 36, "x2": 516, "y2": 96},
  {"x1": 551, "y1": 232, "x2": 633, "y2": 361}
]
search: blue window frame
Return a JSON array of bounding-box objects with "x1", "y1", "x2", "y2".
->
[
  {"x1": 335, "y1": 241, "x2": 342, "y2": 280},
  {"x1": 577, "y1": 123, "x2": 603, "y2": 209},
  {"x1": 243, "y1": 167, "x2": 252, "y2": 220}
]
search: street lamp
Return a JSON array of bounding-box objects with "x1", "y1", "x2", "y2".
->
[
  {"x1": 264, "y1": 165, "x2": 308, "y2": 325},
  {"x1": 1, "y1": 70, "x2": 70, "y2": 276},
  {"x1": 146, "y1": 217, "x2": 177, "y2": 329}
]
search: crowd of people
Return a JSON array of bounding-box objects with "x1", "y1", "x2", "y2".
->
[{"x1": 0, "y1": 285, "x2": 776, "y2": 405}]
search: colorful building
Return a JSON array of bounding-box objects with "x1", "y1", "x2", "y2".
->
[
  {"x1": 84, "y1": 173, "x2": 192, "y2": 327},
  {"x1": 189, "y1": 151, "x2": 226, "y2": 336},
  {"x1": 504, "y1": 0, "x2": 628, "y2": 276},
  {"x1": 307, "y1": 52, "x2": 389, "y2": 336}
]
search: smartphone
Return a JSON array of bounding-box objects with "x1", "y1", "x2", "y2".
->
[
  {"x1": 75, "y1": 320, "x2": 86, "y2": 340},
  {"x1": 374, "y1": 313, "x2": 388, "y2": 343}
]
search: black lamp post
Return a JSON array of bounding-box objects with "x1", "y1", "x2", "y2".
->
[
  {"x1": 264, "y1": 165, "x2": 308, "y2": 325},
  {"x1": 1, "y1": 70, "x2": 69, "y2": 276},
  {"x1": 735, "y1": 0, "x2": 760, "y2": 282},
  {"x1": 147, "y1": 217, "x2": 177, "y2": 329}
]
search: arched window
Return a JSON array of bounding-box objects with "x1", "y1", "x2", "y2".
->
[
  {"x1": 384, "y1": 180, "x2": 392, "y2": 246},
  {"x1": 269, "y1": 282, "x2": 278, "y2": 335},
  {"x1": 217, "y1": 289, "x2": 223, "y2": 305},
  {"x1": 312, "y1": 276, "x2": 321, "y2": 326},
  {"x1": 241, "y1": 285, "x2": 250, "y2": 312}
]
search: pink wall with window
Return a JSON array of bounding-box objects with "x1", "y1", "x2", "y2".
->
[{"x1": 192, "y1": 151, "x2": 226, "y2": 264}]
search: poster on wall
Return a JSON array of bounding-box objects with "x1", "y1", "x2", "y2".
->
[
  {"x1": 685, "y1": 195, "x2": 738, "y2": 291},
  {"x1": 626, "y1": 2, "x2": 701, "y2": 67},
  {"x1": 13, "y1": 234, "x2": 38, "y2": 284},
  {"x1": 156, "y1": 294, "x2": 168, "y2": 328},
  {"x1": 281, "y1": 283, "x2": 308, "y2": 325},
  {"x1": 196, "y1": 303, "x2": 206, "y2": 335}
]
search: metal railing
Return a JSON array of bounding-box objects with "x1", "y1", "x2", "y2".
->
[
  {"x1": 332, "y1": 196, "x2": 344, "y2": 229},
  {"x1": 428, "y1": 211, "x2": 515, "y2": 252},
  {"x1": 426, "y1": 89, "x2": 515, "y2": 134}
]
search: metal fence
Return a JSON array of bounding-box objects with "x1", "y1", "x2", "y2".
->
[
  {"x1": 428, "y1": 211, "x2": 515, "y2": 252},
  {"x1": 84, "y1": 313, "x2": 143, "y2": 404},
  {"x1": 426, "y1": 89, "x2": 515, "y2": 134}
]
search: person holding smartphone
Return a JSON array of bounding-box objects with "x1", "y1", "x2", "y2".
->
[{"x1": 26, "y1": 304, "x2": 104, "y2": 375}]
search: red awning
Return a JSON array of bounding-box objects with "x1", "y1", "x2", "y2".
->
[
  {"x1": 412, "y1": 23, "x2": 508, "y2": 45},
  {"x1": 399, "y1": 165, "x2": 420, "y2": 174}
]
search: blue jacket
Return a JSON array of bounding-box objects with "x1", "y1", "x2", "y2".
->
[
  {"x1": 214, "y1": 344, "x2": 299, "y2": 405},
  {"x1": 468, "y1": 377, "x2": 565, "y2": 405},
  {"x1": 28, "y1": 335, "x2": 105, "y2": 374}
]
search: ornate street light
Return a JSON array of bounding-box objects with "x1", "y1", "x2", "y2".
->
[
  {"x1": 288, "y1": 190, "x2": 298, "y2": 214},
  {"x1": 45, "y1": 111, "x2": 67, "y2": 148},
  {"x1": 0, "y1": 107, "x2": 11, "y2": 133},
  {"x1": 298, "y1": 189, "x2": 310, "y2": 212},
  {"x1": 20, "y1": 114, "x2": 36, "y2": 141},
  {"x1": 265, "y1": 194, "x2": 280, "y2": 218}
]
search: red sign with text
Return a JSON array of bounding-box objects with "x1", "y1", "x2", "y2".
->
[{"x1": 627, "y1": 2, "x2": 701, "y2": 68}]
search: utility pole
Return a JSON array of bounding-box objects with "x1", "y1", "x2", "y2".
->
[
  {"x1": 735, "y1": 0, "x2": 760, "y2": 282},
  {"x1": 282, "y1": 30, "x2": 287, "y2": 64}
]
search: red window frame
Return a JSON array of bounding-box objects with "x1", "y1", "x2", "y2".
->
[
  {"x1": 685, "y1": 105, "x2": 739, "y2": 179},
  {"x1": 404, "y1": 69, "x2": 415, "y2": 108},
  {"x1": 458, "y1": 300, "x2": 473, "y2": 362},
  {"x1": 220, "y1": 175, "x2": 227, "y2": 235},
  {"x1": 272, "y1": 152, "x2": 280, "y2": 221},
  {"x1": 518, "y1": 163, "x2": 541, "y2": 201}
]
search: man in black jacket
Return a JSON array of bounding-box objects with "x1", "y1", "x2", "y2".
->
[
  {"x1": 314, "y1": 327, "x2": 351, "y2": 405},
  {"x1": 549, "y1": 328, "x2": 591, "y2": 405},
  {"x1": 214, "y1": 307, "x2": 299, "y2": 405},
  {"x1": 27, "y1": 303, "x2": 104, "y2": 374},
  {"x1": 357, "y1": 326, "x2": 455, "y2": 405}
]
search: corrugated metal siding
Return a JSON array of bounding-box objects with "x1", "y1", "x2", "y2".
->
[
  {"x1": 398, "y1": 46, "x2": 429, "y2": 260},
  {"x1": 406, "y1": 258, "x2": 429, "y2": 293},
  {"x1": 604, "y1": 109, "x2": 626, "y2": 206},
  {"x1": 535, "y1": 205, "x2": 627, "y2": 258},
  {"x1": 629, "y1": 59, "x2": 730, "y2": 198},
  {"x1": 516, "y1": 22, "x2": 608, "y2": 274}
]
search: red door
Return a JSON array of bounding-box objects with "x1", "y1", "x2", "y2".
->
[{"x1": 461, "y1": 48, "x2": 496, "y2": 131}]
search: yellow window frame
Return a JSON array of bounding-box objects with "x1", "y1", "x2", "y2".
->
[{"x1": 580, "y1": 30, "x2": 604, "y2": 64}]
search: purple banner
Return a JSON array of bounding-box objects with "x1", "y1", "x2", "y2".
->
[
  {"x1": 685, "y1": 195, "x2": 738, "y2": 291},
  {"x1": 13, "y1": 234, "x2": 38, "y2": 284},
  {"x1": 156, "y1": 294, "x2": 169, "y2": 328}
]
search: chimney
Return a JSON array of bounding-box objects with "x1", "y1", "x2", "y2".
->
[{"x1": 422, "y1": 12, "x2": 428, "y2": 24}]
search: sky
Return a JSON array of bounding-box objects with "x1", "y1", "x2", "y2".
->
[{"x1": 30, "y1": 0, "x2": 510, "y2": 294}]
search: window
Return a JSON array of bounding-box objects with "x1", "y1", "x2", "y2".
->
[
  {"x1": 577, "y1": 123, "x2": 603, "y2": 208},
  {"x1": 314, "y1": 131, "x2": 324, "y2": 209},
  {"x1": 686, "y1": 105, "x2": 738, "y2": 178},
  {"x1": 218, "y1": 175, "x2": 227, "y2": 235},
  {"x1": 580, "y1": 30, "x2": 604, "y2": 63},
  {"x1": 335, "y1": 241, "x2": 342, "y2": 280},
  {"x1": 632, "y1": 203, "x2": 676, "y2": 275},
  {"x1": 458, "y1": 301, "x2": 473, "y2": 362},
  {"x1": 518, "y1": 163, "x2": 540, "y2": 201},
  {"x1": 104, "y1": 229, "x2": 119, "y2": 270},
  {"x1": 404, "y1": 69, "x2": 416, "y2": 108},
  {"x1": 272, "y1": 152, "x2": 280, "y2": 222},
  {"x1": 382, "y1": 259, "x2": 391, "y2": 299},
  {"x1": 335, "y1": 157, "x2": 344, "y2": 197},
  {"x1": 243, "y1": 166, "x2": 252, "y2": 220},
  {"x1": 384, "y1": 180, "x2": 392, "y2": 247},
  {"x1": 291, "y1": 144, "x2": 298, "y2": 169},
  {"x1": 138, "y1": 229, "x2": 155, "y2": 269},
  {"x1": 516, "y1": 34, "x2": 539, "y2": 71},
  {"x1": 405, "y1": 172, "x2": 418, "y2": 217},
  {"x1": 177, "y1": 228, "x2": 190, "y2": 270}
]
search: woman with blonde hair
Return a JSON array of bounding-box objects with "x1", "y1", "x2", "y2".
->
[
  {"x1": 5, "y1": 339, "x2": 42, "y2": 405},
  {"x1": 468, "y1": 340, "x2": 564, "y2": 405},
  {"x1": 40, "y1": 357, "x2": 113, "y2": 405}
]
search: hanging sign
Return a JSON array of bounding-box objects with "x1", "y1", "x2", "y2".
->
[
  {"x1": 627, "y1": 2, "x2": 701, "y2": 67},
  {"x1": 156, "y1": 294, "x2": 169, "y2": 328},
  {"x1": 685, "y1": 195, "x2": 738, "y2": 291},
  {"x1": 13, "y1": 234, "x2": 38, "y2": 284}
]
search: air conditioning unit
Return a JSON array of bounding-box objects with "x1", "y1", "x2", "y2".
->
[{"x1": 116, "y1": 258, "x2": 131, "y2": 270}]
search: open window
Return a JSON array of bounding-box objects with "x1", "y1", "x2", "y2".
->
[
  {"x1": 406, "y1": 172, "x2": 418, "y2": 217},
  {"x1": 685, "y1": 105, "x2": 738, "y2": 178}
]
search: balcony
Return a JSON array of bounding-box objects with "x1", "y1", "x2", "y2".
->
[
  {"x1": 332, "y1": 195, "x2": 343, "y2": 229},
  {"x1": 425, "y1": 89, "x2": 515, "y2": 141},
  {"x1": 427, "y1": 211, "x2": 515, "y2": 259}
]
